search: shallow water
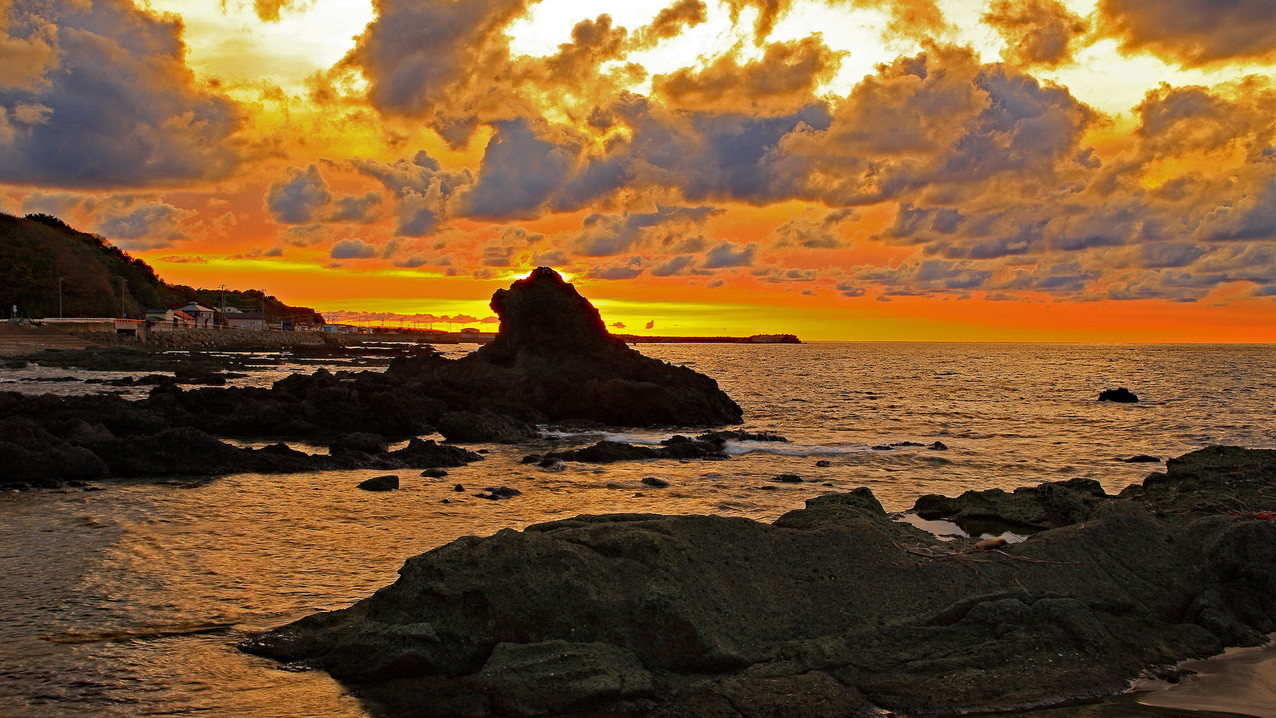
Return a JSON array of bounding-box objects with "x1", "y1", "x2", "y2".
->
[{"x1": 1, "y1": 342, "x2": 1274, "y2": 717}]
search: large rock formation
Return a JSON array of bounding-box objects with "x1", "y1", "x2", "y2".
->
[
  {"x1": 387, "y1": 268, "x2": 743, "y2": 427},
  {"x1": 240, "y1": 447, "x2": 1276, "y2": 717}
]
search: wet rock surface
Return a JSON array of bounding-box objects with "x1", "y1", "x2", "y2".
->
[
  {"x1": 239, "y1": 447, "x2": 1276, "y2": 718},
  {"x1": 0, "y1": 269, "x2": 740, "y2": 486}
]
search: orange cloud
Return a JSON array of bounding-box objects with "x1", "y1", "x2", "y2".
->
[
  {"x1": 1099, "y1": 0, "x2": 1276, "y2": 67},
  {"x1": 983, "y1": 0, "x2": 1089, "y2": 68}
]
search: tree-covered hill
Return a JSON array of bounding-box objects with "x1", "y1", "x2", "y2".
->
[{"x1": 0, "y1": 213, "x2": 324, "y2": 324}]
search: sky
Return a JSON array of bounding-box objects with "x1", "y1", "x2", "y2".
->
[{"x1": 2, "y1": 0, "x2": 1275, "y2": 340}]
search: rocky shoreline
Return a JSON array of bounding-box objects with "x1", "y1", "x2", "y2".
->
[
  {"x1": 0, "y1": 269, "x2": 741, "y2": 488},
  {"x1": 239, "y1": 446, "x2": 1276, "y2": 717}
]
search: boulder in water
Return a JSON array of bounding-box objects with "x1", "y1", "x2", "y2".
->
[
  {"x1": 356, "y1": 474, "x2": 399, "y2": 491},
  {"x1": 1098, "y1": 387, "x2": 1139, "y2": 403}
]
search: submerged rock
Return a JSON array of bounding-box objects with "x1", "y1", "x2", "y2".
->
[{"x1": 241, "y1": 447, "x2": 1276, "y2": 718}]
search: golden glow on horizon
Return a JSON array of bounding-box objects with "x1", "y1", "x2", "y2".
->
[{"x1": 5, "y1": 0, "x2": 1275, "y2": 341}]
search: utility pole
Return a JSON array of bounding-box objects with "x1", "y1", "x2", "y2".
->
[
  {"x1": 119, "y1": 277, "x2": 127, "y2": 318},
  {"x1": 218, "y1": 284, "x2": 226, "y2": 328},
  {"x1": 58, "y1": 277, "x2": 64, "y2": 318}
]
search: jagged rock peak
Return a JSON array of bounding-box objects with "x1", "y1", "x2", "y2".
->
[{"x1": 487, "y1": 267, "x2": 623, "y2": 353}]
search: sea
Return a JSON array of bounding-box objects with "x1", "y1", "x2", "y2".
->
[{"x1": 2, "y1": 342, "x2": 1275, "y2": 718}]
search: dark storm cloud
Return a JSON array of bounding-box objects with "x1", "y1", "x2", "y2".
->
[
  {"x1": 350, "y1": 150, "x2": 474, "y2": 236},
  {"x1": 266, "y1": 165, "x2": 331, "y2": 224},
  {"x1": 572, "y1": 205, "x2": 721, "y2": 256},
  {"x1": 1195, "y1": 175, "x2": 1276, "y2": 242},
  {"x1": 650, "y1": 255, "x2": 696, "y2": 276},
  {"x1": 330, "y1": 238, "x2": 379, "y2": 259},
  {"x1": 95, "y1": 201, "x2": 190, "y2": 245},
  {"x1": 267, "y1": 165, "x2": 386, "y2": 226},
  {"x1": 702, "y1": 241, "x2": 757, "y2": 268},
  {"x1": 343, "y1": 0, "x2": 532, "y2": 118},
  {"x1": 460, "y1": 118, "x2": 584, "y2": 220},
  {"x1": 584, "y1": 256, "x2": 645, "y2": 280},
  {"x1": 0, "y1": 0, "x2": 243, "y2": 188},
  {"x1": 1099, "y1": 0, "x2": 1276, "y2": 66}
]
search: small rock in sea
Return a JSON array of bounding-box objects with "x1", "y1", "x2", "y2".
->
[
  {"x1": 520, "y1": 454, "x2": 542, "y2": 464},
  {"x1": 815, "y1": 460, "x2": 832, "y2": 467},
  {"x1": 478, "y1": 449, "x2": 490, "y2": 454},
  {"x1": 453, "y1": 484, "x2": 465, "y2": 492},
  {"x1": 356, "y1": 475, "x2": 399, "y2": 492},
  {"x1": 539, "y1": 458, "x2": 567, "y2": 472},
  {"x1": 1121, "y1": 455, "x2": 1161, "y2": 463},
  {"x1": 757, "y1": 485, "x2": 778, "y2": 491},
  {"x1": 929, "y1": 441, "x2": 949, "y2": 451},
  {"x1": 773, "y1": 474, "x2": 804, "y2": 483},
  {"x1": 421, "y1": 468, "x2": 449, "y2": 478},
  {"x1": 641, "y1": 477, "x2": 670, "y2": 488},
  {"x1": 476, "y1": 486, "x2": 522, "y2": 500},
  {"x1": 975, "y1": 537, "x2": 1008, "y2": 551},
  {"x1": 605, "y1": 482, "x2": 626, "y2": 489},
  {"x1": 1098, "y1": 387, "x2": 1139, "y2": 403},
  {"x1": 440, "y1": 498, "x2": 451, "y2": 504},
  {"x1": 823, "y1": 482, "x2": 835, "y2": 487},
  {"x1": 634, "y1": 492, "x2": 645, "y2": 497},
  {"x1": 871, "y1": 444, "x2": 894, "y2": 451}
]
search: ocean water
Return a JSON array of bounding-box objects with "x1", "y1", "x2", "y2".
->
[{"x1": 1, "y1": 342, "x2": 1274, "y2": 717}]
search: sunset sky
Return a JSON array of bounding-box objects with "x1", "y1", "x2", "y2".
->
[{"x1": 2, "y1": 0, "x2": 1275, "y2": 340}]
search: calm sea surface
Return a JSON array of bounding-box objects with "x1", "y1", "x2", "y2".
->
[{"x1": 2, "y1": 342, "x2": 1274, "y2": 717}]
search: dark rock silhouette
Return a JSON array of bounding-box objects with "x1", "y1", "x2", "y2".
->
[
  {"x1": 388, "y1": 268, "x2": 743, "y2": 427},
  {"x1": 239, "y1": 447, "x2": 1276, "y2": 718},
  {"x1": 1098, "y1": 387, "x2": 1139, "y2": 403}
]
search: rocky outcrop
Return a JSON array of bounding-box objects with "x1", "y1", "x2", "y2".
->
[
  {"x1": 913, "y1": 477, "x2": 1111, "y2": 534},
  {"x1": 0, "y1": 392, "x2": 483, "y2": 489},
  {"x1": 1098, "y1": 387, "x2": 1139, "y2": 403},
  {"x1": 533, "y1": 435, "x2": 732, "y2": 464},
  {"x1": 387, "y1": 268, "x2": 743, "y2": 427},
  {"x1": 240, "y1": 447, "x2": 1276, "y2": 718}
]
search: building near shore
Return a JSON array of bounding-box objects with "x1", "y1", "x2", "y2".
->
[
  {"x1": 143, "y1": 309, "x2": 196, "y2": 330},
  {"x1": 179, "y1": 303, "x2": 218, "y2": 328},
  {"x1": 224, "y1": 311, "x2": 265, "y2": 331}
]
